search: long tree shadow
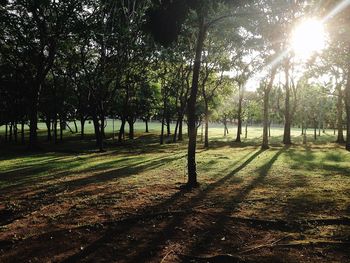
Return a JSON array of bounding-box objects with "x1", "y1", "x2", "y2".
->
[
  {"x1": 125, "y1": 148, "x2": 285, "y2": 263},
  {"x1": 0, "y1": 152, "x2": 188, "y2": 227},
  {"x1": 183, "y1": 148, "x2": 285, "y2": 259},
  {"x1": 59, "y1": 148, "x2": 264, "y2": 263}
]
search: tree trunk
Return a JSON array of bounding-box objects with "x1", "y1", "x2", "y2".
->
[
  {"x1": 80, "y1": 117, "x2": 85, "y2": 140},
  {"x1": 161, "y1": 88, "x2": 167, "y2": 144},
  {"x1": 345, "y1": 67, "x2": 350, "y2": 151},
  {"x1": 186, "y1": 18, "x2": 206, "y2": 187},
  {"x1": 128, "y1": 119, "x2": 134, "y2": 140},
  {"x1": 173, "y1": 117, "x2": 180, "y2": 143},
  {"x1": 262, "y1": 67, "x2": 277, "y2": 149},
  {"x1": 93, "y1": 117, "x2": 103, "y2": 151},
  {"x1": 5, "y1": 123, "x2": 8, "y2": 142},
  {"x1": 53, "y1": 118, "x2": 58, "y2": 144},
  {"x1": 314, "y1": 122, "x2": 317, "y2": 141},
  {"x1": 178, "y1": 116, "x2": 183, "y2": 141},
  {"x1": 101, "y1": 117, "x2": 105, "y2": 140},
  {"x1": 145, "y1": 119, "x2": 149, "y2": 133},
  {"x1": 283, "y1": 60, "x2": 292, "y2": 145},
  {"x1": 118, "y1": 118, "x2": 126, "y2": 143},
  {"x1": 245, "y1": 120, "x2": 248, "y2": 139},
  {"x1": 318, "y1": 124, "x2": 321, "y2": 137},
  {"x1": 160, "y1": 115, "x2": 165, "y2": 145},
  {"x1": 60, "y1": 119, "x2": 63, "y2": 142},
  {"x1": 14, "y1": 123, "x2": 18, "y2": 143},
  {"x1": 101, "y1": 118, "x2": 105, "y2": 139},
  {"x1": 21, "y1": 121, "x2": 25, "y2": 144},
  {"x1": 9, "y1": 123, "x2": 13, "y2": 142},
  {"x1": 336, "y1": 86, "x2": 345, "y2": 143},
  {"x1": 224, "y1": 120, "x2": 228, "y2": 137},
  {"x1": 204, "y1": 107, "x2": 209, "y2": 148},
  {"x1": 268, "y1": 121, "x2": 271, "y2": 138},
  {"x1": 235, "y1": 85, "x2": 243, "y2": 143},
  {"x1": 301, "y1": 123, "x2": 304, "y2": 135},
  {"x1": 46, "y1": 119, "x2": 51, "y2": 141},
  {"x1": 74, "y1": 120, "x2": 78, "y2": 133},
  {"x1": 166, "y1": 117, "x2": 171, "y2": 136}
]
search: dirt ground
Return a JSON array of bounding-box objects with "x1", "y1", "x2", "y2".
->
[{"x1": 0, "y1": 142, "x2": 350, "y2": 263}]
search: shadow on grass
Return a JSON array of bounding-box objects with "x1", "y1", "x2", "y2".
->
[
  {"x1": 0, "y1": 152, "x2": 186, "y2": 226},
  {"x1": 286, "y1": 145, "x2": 350, "y2": 176},
  {"x1": 59, "y1": 147, "x2": 266, "y2": 262}
]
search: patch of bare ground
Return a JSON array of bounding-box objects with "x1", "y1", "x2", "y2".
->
[{"x1": 0, "y1": 145, "x2": 350, "y2": 262}]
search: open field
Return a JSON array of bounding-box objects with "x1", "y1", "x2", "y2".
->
[
  {"x1": 0, "y1": 125, "x2": 350, "y2": 262},
  {"x1": 0, "y1": 120, "x2": 339, "y2": 144}
]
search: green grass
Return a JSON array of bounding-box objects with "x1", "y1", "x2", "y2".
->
[
  {"x1": 0, "y1": 119, "x2": 339, "y2": 145},
  {"x1": 1, "y1": 125, "x2": 350, "y2": 262}
]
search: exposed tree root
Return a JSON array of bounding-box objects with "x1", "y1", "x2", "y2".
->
[{"x1": 160, "y1": 250, "x2": 174, "y2": 263}]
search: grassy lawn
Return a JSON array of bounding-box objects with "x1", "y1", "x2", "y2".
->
[{"x1": 0, "y1": 124, "x2": 349, "y2": 262}]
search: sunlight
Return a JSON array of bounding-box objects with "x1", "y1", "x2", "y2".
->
[{"x1": 291, "y1": 19, "x2": 326, "y2": 60}]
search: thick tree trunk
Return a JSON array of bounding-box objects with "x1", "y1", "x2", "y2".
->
[
  {"x1": 336, "y1": 86, "x2": 345, "y2": 143},
  {"x1": 101, "y1": 117, "x2": 105, "y2": 140},
  {"x1": 186, "y1": 18, "x2": 206, "y2": 187},
  {"x1": 268, "y1": 121, "x2": 271, "y2": 138},
  {"x1": 178, "y1": 117, "x2": 183, "y2": 141},
  {"x1": 118, "y1": 118, "x2": 126, "y2": 142},
  {"x1": 93, "y1": 117, "x2": 103, "y2": 151},
  {"x1": 80, "y1": 117, "x2": 85, "y2": 140},
  {"x1": 283, "y1": 61, "x2": 292, "y2": 145},
  {"x1": 46, "y1": 119, "x2": 51, "y2": 141},
  {"x1": 262, "y1": 67, "x2": 277, "y2": 149},
  {"x1": 128, "y1": 120, "x2": 134, "y2": 140},
  {"x1": 145, "y1": 120, "x2": 149, "y2": 133}
]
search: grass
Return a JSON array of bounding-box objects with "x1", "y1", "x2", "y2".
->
[{"x1": 0, "y1": 124, "x2": 349, "y2": 262}]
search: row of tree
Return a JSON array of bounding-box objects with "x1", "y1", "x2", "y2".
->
[{"x1": 1, "y1": 0, "x2": 350, "y2": 186}]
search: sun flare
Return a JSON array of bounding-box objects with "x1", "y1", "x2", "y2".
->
[{"x1": 291, "y1": 19, "x2": 326, "y2": 60}]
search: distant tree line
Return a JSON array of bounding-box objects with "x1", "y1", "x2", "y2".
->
[{"x1": 1, "y1": 0, "x2": 350, "y2": 187}]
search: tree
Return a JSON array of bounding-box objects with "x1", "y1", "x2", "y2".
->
[
  {"x1": 0, "y1": 0, "x2": 82, "y2": 149},
  {"x1": 146, "y1": 0, "x2": 247, "y2": 187}
]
